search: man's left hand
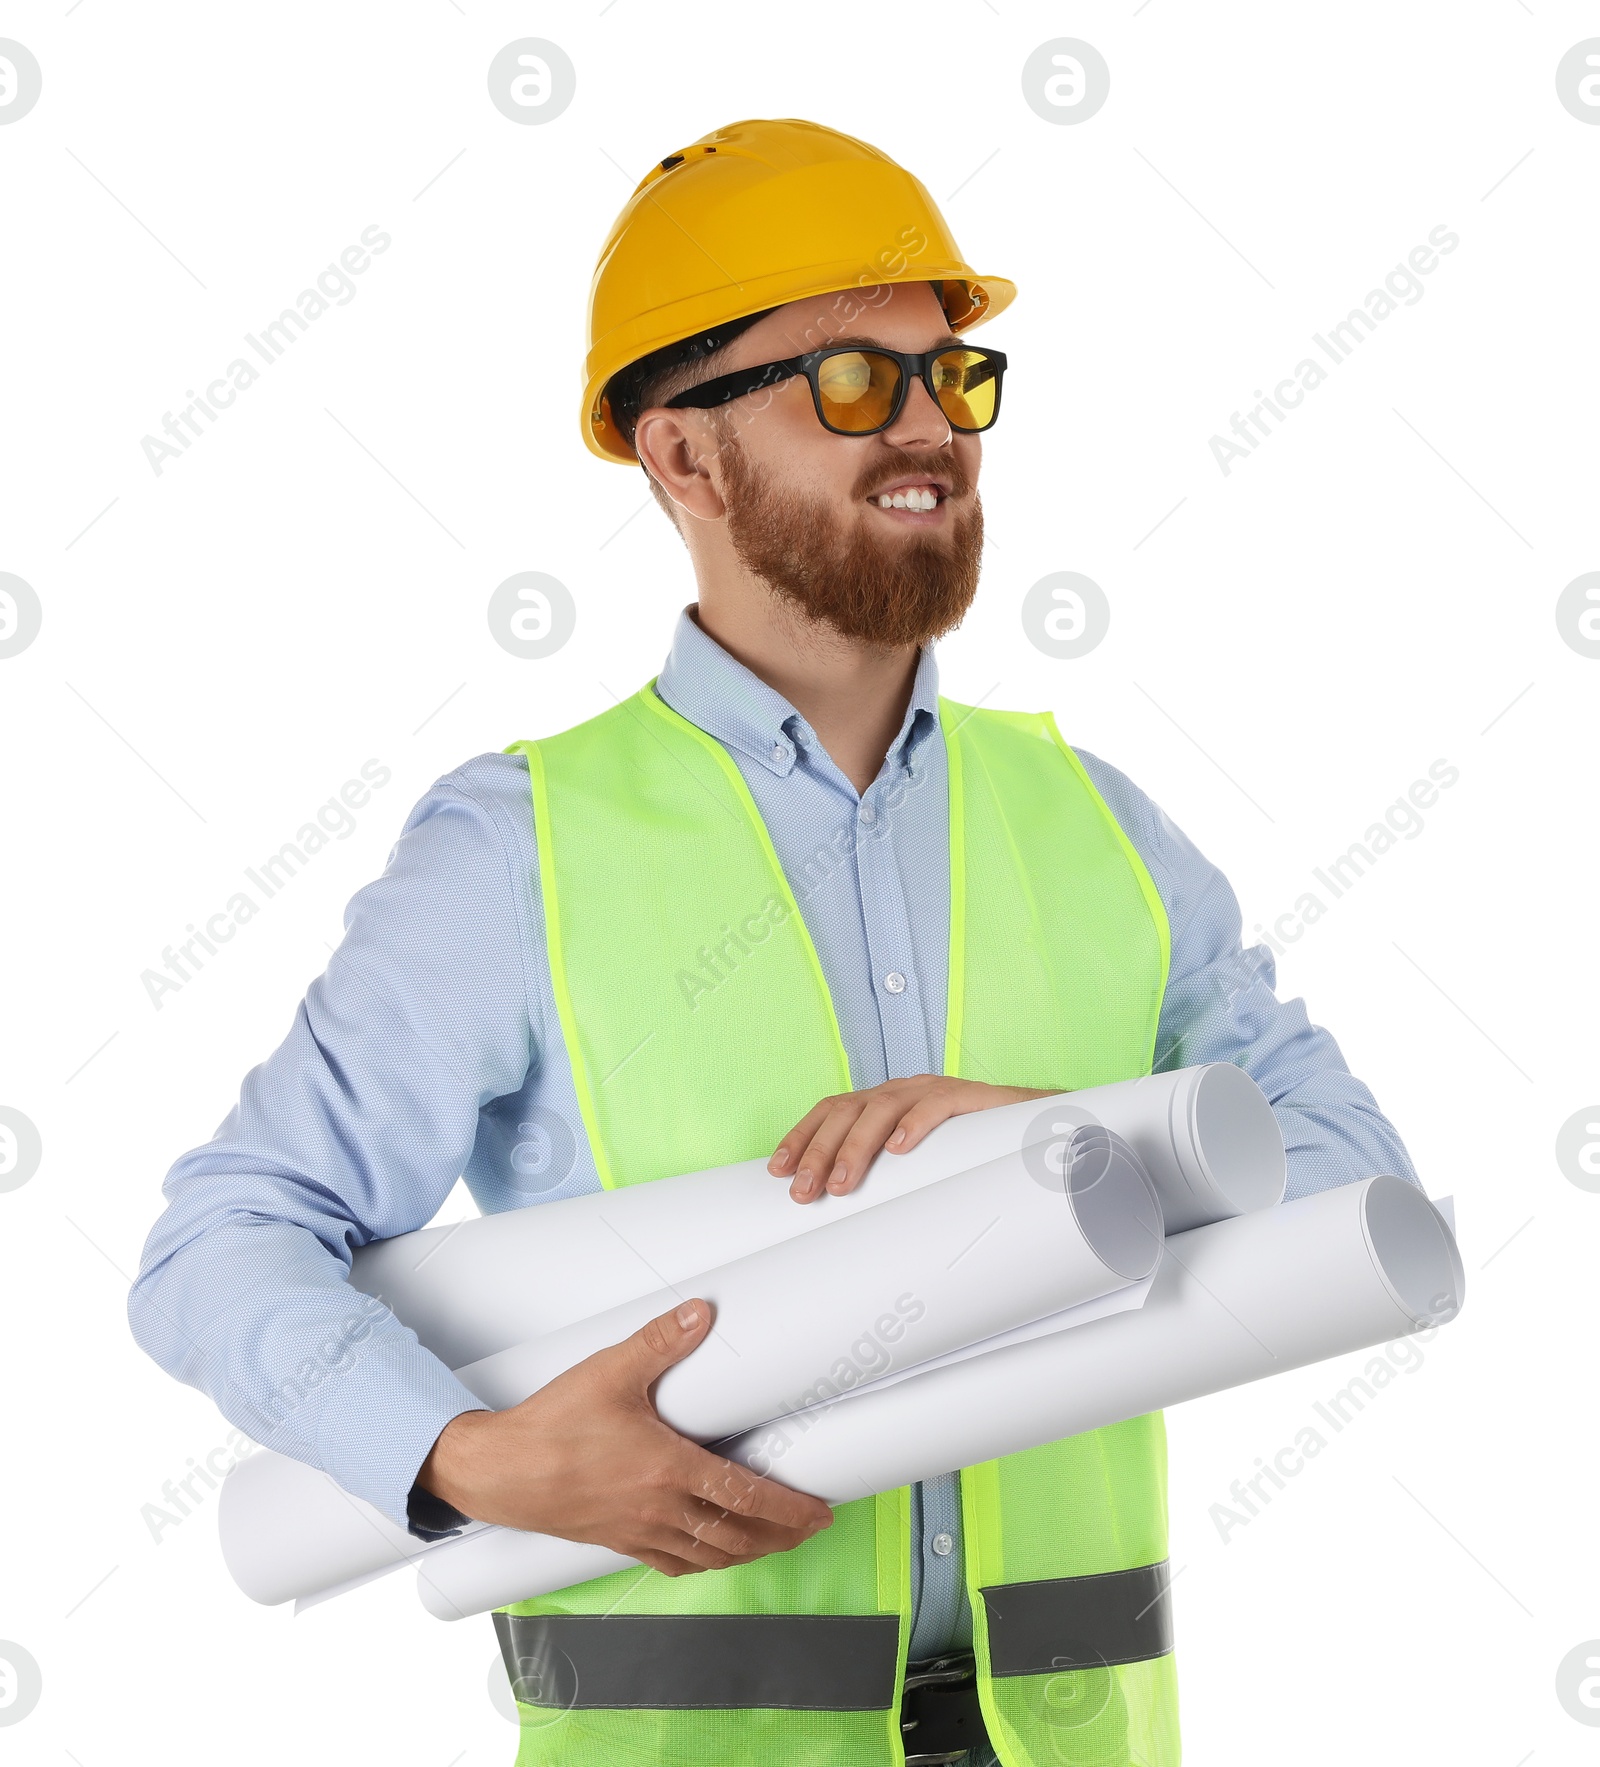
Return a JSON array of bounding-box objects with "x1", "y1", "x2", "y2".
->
[{"x1": 767, "y1": 1076, "x2": 1053, "y2": 1204}]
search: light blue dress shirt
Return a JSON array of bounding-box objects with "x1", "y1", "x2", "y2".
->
[{"x1": 128, "y1": 605, "x2": 1421, "y2": 1698}]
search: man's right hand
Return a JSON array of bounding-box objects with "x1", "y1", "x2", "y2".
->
[{"x1": 417, "y1": 1296, "x2": 834, "y2": 1578}]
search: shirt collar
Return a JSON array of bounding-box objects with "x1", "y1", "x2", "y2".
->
[{"x1": 654, "y1": 604, "x2": 942, "y2": 780}]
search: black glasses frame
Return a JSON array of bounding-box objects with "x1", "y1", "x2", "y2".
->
[{"x1": 663, "y1": 344, "x2": 1007, "y2": 437}]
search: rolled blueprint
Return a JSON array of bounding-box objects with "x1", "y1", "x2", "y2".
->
[
  {"x1": 350, "y1": 1063, "x2": 1283, "y2": 1369},
  {"x1": 452, "y1": 1126, "x2": 1163, "y2": 1443},
  {"x1": 221, "y1": 1127, "x2": 1163, "y2": 1607},
  {"x1": 1061, "y1": 1062, "x2": 1286, "y2": 1234},
  {"x1": 223, "y1": 1070, "x2": 1281, "y2": 1606},
  {"x1": 218, "y1": 1450, "x2": 467, "y2": 1607},
  {"x1": 414, "y1": 1174, "x2": 1462, "y2": 1621}
]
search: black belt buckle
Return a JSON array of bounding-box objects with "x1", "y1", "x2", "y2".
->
[{"x1": 901, "y1": 1649, "x2": 986, "y2": 1765}]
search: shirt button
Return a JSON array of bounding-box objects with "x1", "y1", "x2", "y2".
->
[
  {"x1": 931, "y1": 1532, "x2": 953, "y2": 1557},
  {"x1": 859, "y1": 802, "x2": 877, "y2": 825},
  {"x1": 770, "y1": 743, "x2": 787, "y2": 765},
  {"x1": 884, "y1": 971, "x2": 906, "y2": 995}
]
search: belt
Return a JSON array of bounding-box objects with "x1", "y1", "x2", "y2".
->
[{"x1": 901, "y1": 1650, "x2": 987, "y2": 1765}]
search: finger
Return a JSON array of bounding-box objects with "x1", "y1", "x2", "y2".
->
[
  {"x1": 682, "y1": 1446, "x2": 833, "y2": 1533},
  {"x1": 766, "y1": 1096, "x2": 839, "y2": 1180},
  {"x1": 881, "y1": 1081, "x2": 980, "y2": 1155},
  {"x1": 676, "y1": 1493, "x2": 822, "y2": 1561},
  {"x1": 788, "y1": 1099, "x2": 873, "y2": 1202},
  {"x1": 655, "y1": 1515, "x2": 789, "y2": 1574},
  {"x1": 825, "y1": 1094, "x2": 935, "y2": 1195},
  {"x1": 644, "y1": 1502, "x2": 763, "y2": 1574},
  {"x1": 674, "y1": 1495, "x2": 799, "y2": 1563},
  {"x1": 604, "y1": 1298, "x2": 712, "y2": 1393},
  {"x1": 633, "y1": 1546, "x2": 711, "y2": 1578},
  {"x1": 620, "y1": 1497, "x2": 736, "y2": 1574},
  {"x1": 677, "y1": 1497, "x2": 757, "y2": 1561},
  {"x1": 655, "y1": 1529, "x2": 741, "y2": 1573}
]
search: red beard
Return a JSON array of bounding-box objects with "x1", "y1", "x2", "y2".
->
[{"x1": 716, "y1": 429, "x2": 984, "y2": 650}]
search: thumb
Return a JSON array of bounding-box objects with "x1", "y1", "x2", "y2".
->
[{"x1": 615, "y1": 1297, "x2": 712, "y2": 1391}]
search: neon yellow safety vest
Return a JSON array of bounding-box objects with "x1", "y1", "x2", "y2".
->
[{"x1": 497, "y1": 682, "x2": 1181, "y2": 1767}]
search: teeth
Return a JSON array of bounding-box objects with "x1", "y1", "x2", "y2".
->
[{"x1": 877, "y1": 486, "x2": 939, "y2": 511}]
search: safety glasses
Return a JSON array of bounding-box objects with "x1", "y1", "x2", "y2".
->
[{"x1": 664, "y1": 343, "x2": 1007, "y2": 438}]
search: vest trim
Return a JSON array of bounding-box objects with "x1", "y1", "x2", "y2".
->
[
  {"x1": 980, "y1": 1560, "x2": 1176, "y2": 1676},
  {"x1": 493, "y1": 1611, "x2": 902, "y2": 1711},
  {"x1": 941, "y1": 698, "x2": 970, "y2": 1076}
]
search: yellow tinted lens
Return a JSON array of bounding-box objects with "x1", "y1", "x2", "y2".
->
[
  {"x1": 816, "y1": 350, "x2": 901, "y2": 432},
  {"x1": 932, "y1": 349, "x2": 998, "y2": 430}
]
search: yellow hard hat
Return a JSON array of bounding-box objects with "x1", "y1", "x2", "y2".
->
[{"x1": 582, "y1": 117, "x2": 1017, "y2": 464}]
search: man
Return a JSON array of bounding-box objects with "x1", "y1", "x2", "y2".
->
[{"x1": 130, "y1": 118, "x2": 1420, "y2": 1766}]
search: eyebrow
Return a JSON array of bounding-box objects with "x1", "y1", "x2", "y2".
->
[{"x1": 813, "y1": 332, "x2": 967, "y2": 352}]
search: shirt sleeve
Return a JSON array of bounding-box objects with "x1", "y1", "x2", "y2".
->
[
  {"x1": 1075, "y1": 749, "x2": 1424, "y2": 1203},
  {"x1": 126, "y1": 760, "x2": 541, "y2": 1533}
]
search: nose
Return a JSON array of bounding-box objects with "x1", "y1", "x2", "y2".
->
[{"x1": 881, "y1": 367, "x2": 952, "y2": 451}]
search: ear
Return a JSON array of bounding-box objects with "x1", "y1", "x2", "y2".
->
[{"x1": 634, "y1": 406, "x2": 728, "y2": 522}]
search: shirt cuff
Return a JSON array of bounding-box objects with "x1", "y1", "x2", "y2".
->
[
  {"x1": 293, "y1": 1332, "x2": 490, "y2": 1533},
  {"x1": 406, "y1": 1478, "x2": 478, "y2": 1541}
]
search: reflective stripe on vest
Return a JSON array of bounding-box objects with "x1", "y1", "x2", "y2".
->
[
  {"x1": 982, "y1": 1561, "x2": 1175, "y2": 1676},
  {"x1": 499, "y1": 684, "x2": 1178, "y2": 1767},
  {"x1": 494, "y1": 1611, "x2": 902, "y2": 1711},
  {"x1": 493, "y1": 1565, "x2": 1175, "y2": 1709}
]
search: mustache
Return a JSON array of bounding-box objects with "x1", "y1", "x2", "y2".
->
[{"x1": 857, "y1": 450, "x2": 970, "y2": 502}]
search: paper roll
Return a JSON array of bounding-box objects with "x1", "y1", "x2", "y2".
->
[
  {"x1": 219, "y1": 1447, "x2": 460, "y2": 1607},
  {"x1": 225, "y1": 1067, "x2": 1281, "y2": 1608},
  {"x1": 1036, "y1": 1063, "x2": 1286, "y2": 1234},
  {"x1": 222, "y1": 1125, "x2": 1162, "y2": 1607},
  {"x1": 414, "y1": 1175, "x2": 1461, "y2": 1621},
  {"x1": 453, "y1": 1127, "x2": 1163, "y2": 1444},
  {"x1": 349, "y1": 1064, "x2": 1282, "y2": 1369},
  {"x1": 728, "y1": 1176, "x2": 1463, "y2": 1499}
]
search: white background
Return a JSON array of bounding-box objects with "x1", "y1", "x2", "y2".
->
[{"x1": 1, "y1": 3, "x2": 1596, "y2": 1762}]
